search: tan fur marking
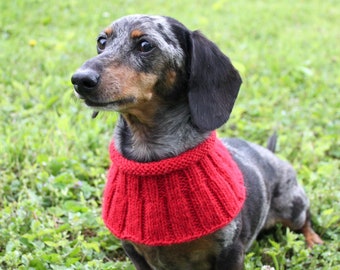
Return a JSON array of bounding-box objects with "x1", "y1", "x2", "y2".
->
[
  {"x1": 301, "y1": 220, "x2": 324, "y2": 248},
  {"x1": 99, "y1": 65, "x2": 160, "y2": 126},
  {"x1": 165, "y1": 70, "x2": 177, "y2": 88},
  {"x1": 130, "y1": 29, "x2": 144, "y2": 39},
  {"x1": 277, "y1": 218, "x2": 323, "y2": 248},
  {"x1": 104, "y1": 27, "x2": 113, "y2": 37}
]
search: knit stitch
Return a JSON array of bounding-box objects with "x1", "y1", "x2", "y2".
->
[{"x1": 102, "y1": 132, "x2": 245, "y2": 246}]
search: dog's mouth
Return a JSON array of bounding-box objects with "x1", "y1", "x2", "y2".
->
[
  {"x1": 77, "y1": 94, "x2": 136, "y2": 119},
  {"x1": 83, "y1": 99, "x2": 115, "y2": 119},
  {"x1": 74, "y1": 89, "x2": 137, "y2": 118},
  {"x1": 83, "y1": 99, "x2": 115, "y2": 107},
  {"x1": 83, "y1": 97, "x2": 136, "y2": 108}
]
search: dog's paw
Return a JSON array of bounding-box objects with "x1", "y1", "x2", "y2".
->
[
  {"x1": 305, "y1": 230, "x2": 324, "y2": 248},
  {"x1": 302, "y1": 225, "x2": 324, "y2": 248}
]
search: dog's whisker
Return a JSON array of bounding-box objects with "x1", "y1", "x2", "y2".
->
[{"x1": 91, "y1": 111, "x2": 99, "y2": 119}]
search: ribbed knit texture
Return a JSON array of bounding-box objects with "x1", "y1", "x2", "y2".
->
[{"x1": 102, "y1": 132, "x2": 245, "y2": 246}]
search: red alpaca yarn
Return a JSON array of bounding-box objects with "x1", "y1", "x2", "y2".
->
[{"x1": 102, "y1": 132, "x2": 245, "y2": 246}]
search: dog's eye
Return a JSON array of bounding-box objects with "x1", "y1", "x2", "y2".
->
[
  {"x1": 137, "y1": 40, "x2": 154, "y2": 53},
  {"x1": 97, "y1": 36, "x2": 107, "y2": 51}
]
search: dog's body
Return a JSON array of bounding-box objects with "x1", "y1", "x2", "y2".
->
[{"x1": 71, "y1": 15, "x2": 322, "y2": 270}]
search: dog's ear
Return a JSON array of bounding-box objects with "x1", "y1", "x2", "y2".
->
[{"x1": 188, "y1": 31, "x2": 242, "y2": 131}]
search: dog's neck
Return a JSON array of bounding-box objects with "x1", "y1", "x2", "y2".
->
[{"x1": 113, "y1": 103, "x2": 210, "y2": 162}]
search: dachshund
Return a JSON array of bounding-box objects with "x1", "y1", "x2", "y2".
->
[{"x1": 71, "y1": 15, "x2": 323, "y2": 270}]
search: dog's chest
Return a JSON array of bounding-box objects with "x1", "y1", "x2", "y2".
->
[{"x1": 131, "y1": 235, "x2": 220, "y2": 270}]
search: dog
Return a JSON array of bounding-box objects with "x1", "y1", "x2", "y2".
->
[{"x1": 71, "y1": 15, "x2": 323, "y2": 270}]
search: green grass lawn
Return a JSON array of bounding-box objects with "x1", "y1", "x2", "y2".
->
[{"x1": 0, "y1": 0, "x2": 339, "y2": 269}]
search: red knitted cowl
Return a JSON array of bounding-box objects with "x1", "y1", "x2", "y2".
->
[{"x1": 102, "y1": 132, "x2": 245, "y2": 246}]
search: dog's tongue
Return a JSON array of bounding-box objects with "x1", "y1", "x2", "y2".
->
[{"x1": 92, "y1": 111, "x2": 99, "y2": 118}]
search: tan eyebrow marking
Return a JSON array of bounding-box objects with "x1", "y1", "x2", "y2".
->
[
  {"x1": 104, "y1": 27, "x2": 114, "y2": 37},
  {"x1": 130, "y1": 29, "x2": 144, "y2": 39}
]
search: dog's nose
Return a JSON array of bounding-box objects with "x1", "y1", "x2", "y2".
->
[{"x1": 71, "y1": 69, "x2": 100, "y2": 95}]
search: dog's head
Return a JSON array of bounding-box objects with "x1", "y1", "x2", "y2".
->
[{"x1": 71, "y1": 15, "x2": 242, "y2": 131}]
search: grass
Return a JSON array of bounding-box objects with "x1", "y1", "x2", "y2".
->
[{"x1": 0, "y1": 0, "x2": 339, "y2": 269}]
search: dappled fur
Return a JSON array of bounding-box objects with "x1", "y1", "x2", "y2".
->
[{"x1": 71, "y1": 15, "x2": 322, "y2": 270}]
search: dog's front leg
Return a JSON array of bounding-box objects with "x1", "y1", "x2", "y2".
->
[
  {"x1": 215, "y1": 241, "x2": 244, "y2": 270},
  {"x1": 122, "y1": 241, "x2": 153, "y2": 270}
]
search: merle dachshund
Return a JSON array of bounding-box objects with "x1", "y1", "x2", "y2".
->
[{"x1": 71, "y1": 15, "x2": 323, "y2": 270}]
